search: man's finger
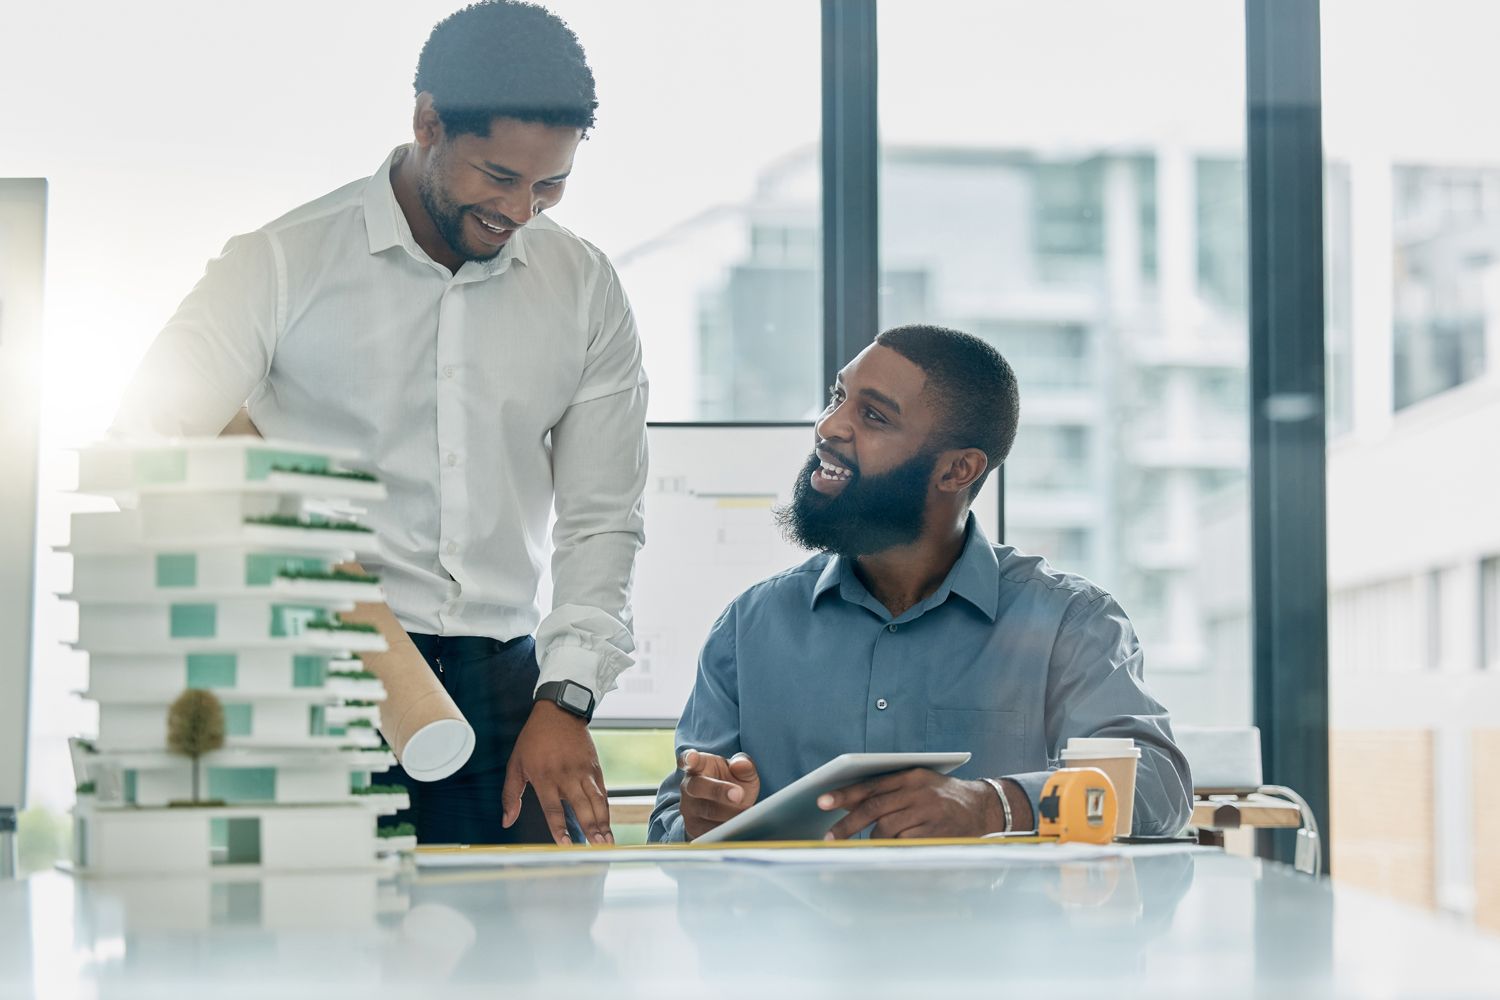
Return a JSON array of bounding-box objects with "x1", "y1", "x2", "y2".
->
[
  {"x1": 681, "y1": 775, "x2": 753, "y2": 823},
  {"x1": 872, "y1": 806, "x2": 927, "y2": 840},
  {"x1": 683, "y1": 789, "x2": 752, "y2": 824},
  {"x1": 727, "y1": 753, "x2": 759, "y2": 782},
  {"x1": 826, "y1": 790, "x2": 906, "y2": 840},
  {"x1": 819, "y1": 778, "x2": 880, "y2": 813},
  {"x1": 569, "y1": 772, "x2": 614, "y2": 845},
  {"x1": 532, "y1": 780, "x2": 572, "y2": 845},
  {"x1": 821, "y1": 769, "x2": 914, "y2": 812},
  {"x1": 501, "y1": 754, "x2": 527, "y2": 829},
  {"x1": 680, "y1": 749, "x2": 730, "y2": 778},
  {"x1": 682, "y1": 773, "x2": 746, "y2": 807}
]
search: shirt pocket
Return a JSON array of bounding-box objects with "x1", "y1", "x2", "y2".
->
[{"x1": 924, "y1": 708, "x2": 1025, "y2": 780}]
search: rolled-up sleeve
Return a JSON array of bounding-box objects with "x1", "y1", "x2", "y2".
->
[
  {"x1": 1004, "y1": 593, "x2": 1193, "y2": 836},
  {"x1": 536, "y1": 261, "x2": 649, "y2": 700},
  {"x1": 648, "y1": 604, "x2": 742, "y2": 843},
  {"x1": 111, "y1": 232, "x2": 279, "y2": 439}
]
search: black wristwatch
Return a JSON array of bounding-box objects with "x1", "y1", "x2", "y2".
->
[{"x1": 535, "y1": 680, "x2": 596, "y2": 722}]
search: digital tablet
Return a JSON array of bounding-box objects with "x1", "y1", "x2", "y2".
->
[{"x1": 693, "y1": 751, "x2": 972, "y2": 844}]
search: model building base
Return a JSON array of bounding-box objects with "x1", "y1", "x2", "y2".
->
[{"x1": 71, "y1": 799, "x2": 414, "y2": 876}]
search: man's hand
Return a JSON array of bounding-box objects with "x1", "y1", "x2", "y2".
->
[
  {"x1": 679, "y1": 749, "x2": 761, "y2": 842},
  {"x1": 819, "y1": 767, "x2": 1005, "y2": 840},
  {"x1": 502, "y1": 701, "x2": 613, "y2": 846}
]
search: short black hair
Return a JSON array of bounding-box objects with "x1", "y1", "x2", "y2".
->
[
  {"x1": 875, "y1": 324, "x2": 1021, "y2": 500},
  {"x1": 414, "y1": 1, "x2": 598, "y2": 138}
]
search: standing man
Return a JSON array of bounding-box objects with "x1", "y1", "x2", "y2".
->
[{"x1": 112, "y1": 1, "x2": 646, "y2": 846}]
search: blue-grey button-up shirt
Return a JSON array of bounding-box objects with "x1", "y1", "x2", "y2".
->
[{"x1": 648, "y1": 517, "x2": 1193, "y2": 842}]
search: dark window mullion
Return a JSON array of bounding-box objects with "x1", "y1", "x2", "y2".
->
[
  {"x1": 1245, "y1": 0, "x2": 1331, "y2": 869},
  {"x1": 821, "y1": 0, "x2": 880, "y2": 395}
]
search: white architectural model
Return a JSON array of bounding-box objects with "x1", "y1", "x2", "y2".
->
[{"x1": 66, "y1": 438, "x2": 417, "y2": 873}]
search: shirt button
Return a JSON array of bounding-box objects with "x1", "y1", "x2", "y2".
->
[
  {"x1": 887, "y1": 623, "x2": 898, "y2": 633},
  {"x1": 443, "y1": 366, "x2": 456, "y2": 379},
  {"x1": 445, "y1": 452, "x2": 458, "y2": 467},
  {"x1": 876, "y1": 699, "x2": 889, "y2": 710},
  {"x1": 445, "y1": 541, "x2": 458, "y2": 555}
]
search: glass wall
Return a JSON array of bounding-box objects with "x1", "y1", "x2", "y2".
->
[
  {"x1": 1322, "y1": 0, "x2": 1500, "y2": 933},
  {"x1": 878, "y1": 0, "x2": 1252, "y2": 725}
]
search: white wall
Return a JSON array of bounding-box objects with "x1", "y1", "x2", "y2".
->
[{"x1": 1328, "y1": 375, "x2": 1500, "y2": 590}]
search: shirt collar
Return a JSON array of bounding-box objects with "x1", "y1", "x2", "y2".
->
[
  {"x1": 363, "y1": 145, "x2": 529, "y2": 274},
  {"x1": 809, "y1": 513, "x2": 1000, "y2": 623}
]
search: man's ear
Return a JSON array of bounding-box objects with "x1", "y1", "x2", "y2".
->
[
  {"x1": 936, "y1": 448, "x2": 988, "y2": 496},
  {"x1": 412, "y1": 92, "x2": 444, "y2": 150}
]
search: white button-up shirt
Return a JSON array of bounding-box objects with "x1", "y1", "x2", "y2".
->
[{"x1": 113, "y1": 147, "x2": 649, "y2": 700}]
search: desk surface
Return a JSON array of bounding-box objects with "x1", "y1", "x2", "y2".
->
[{"x1": 2, "y1": 848, "x2": 1498, "y2": 998}]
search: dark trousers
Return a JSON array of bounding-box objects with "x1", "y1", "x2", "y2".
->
[{"x1": 384, "y1": 633, "x2": 582, "y2": 845}]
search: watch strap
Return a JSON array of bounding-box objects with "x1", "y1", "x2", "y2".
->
[{"x1": 535, "y1": 680, "x2": 596, "y2": 722}]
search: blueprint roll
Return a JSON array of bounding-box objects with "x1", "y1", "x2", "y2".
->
[
  {"x1": 338, "y1": 583, "x2": 475, "y2": 782},
  {"x1": 383, "y1": 682, "x2": 476, "y2": 782}
]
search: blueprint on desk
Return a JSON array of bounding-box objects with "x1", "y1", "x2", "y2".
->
[{"x1": 414, "y1": 840, "x2": 1206, "y2": 870}]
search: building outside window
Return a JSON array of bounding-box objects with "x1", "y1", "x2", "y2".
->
[
  {"x1": 879, "y1": 0, "x2": 1250, "y2": 686},
  {"x1": 1322, "y1": 0, "x2": 1500, "y2": 930},
  {"x1": 1392, "y1": 165, "x2": 1500, "y2": 410}
]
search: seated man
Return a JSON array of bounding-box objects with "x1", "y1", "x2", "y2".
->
[{"x1": 648, "y1": 324, "x2": 1192, "y2": 843}]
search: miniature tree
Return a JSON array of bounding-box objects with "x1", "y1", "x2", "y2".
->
[{"x1": 167, "y1": 689, "x2": 226, "y2": 803}]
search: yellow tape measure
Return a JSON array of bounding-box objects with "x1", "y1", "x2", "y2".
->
[{"x1": 1035, "y1": 767, "x2": 1118, "y2": 845}]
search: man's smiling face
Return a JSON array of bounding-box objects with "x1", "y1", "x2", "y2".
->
[
  {"x1": 418, "y1": 115, "x2": 580, "y2": 263},
  {"x1": 777, "y1": 344, "x2": 947, "y2": 556}
]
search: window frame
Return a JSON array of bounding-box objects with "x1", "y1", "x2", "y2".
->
[{"x1": 824, "y1": 0, "x2": 1331, "y2": 869}]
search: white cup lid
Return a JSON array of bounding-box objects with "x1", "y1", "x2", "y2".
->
[{"x1": 1061, "y1": 737, "x2": 1141, "y2": 759}]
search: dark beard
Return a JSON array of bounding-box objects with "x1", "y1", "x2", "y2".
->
[
  {"x1": 417, "y1": 147, "x2": 503, "y2": 264},
  {"x1": 774, "y1": 447, "x2": 936, "y2": 557}
]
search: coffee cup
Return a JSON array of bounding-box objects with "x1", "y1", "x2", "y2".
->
[{"x1": 1059, "y1": 737, "x2": 1140, "y2": 837}]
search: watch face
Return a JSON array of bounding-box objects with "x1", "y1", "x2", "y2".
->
[{"x1": 561, "y1": 683, "x2": 593, "y2": 713}]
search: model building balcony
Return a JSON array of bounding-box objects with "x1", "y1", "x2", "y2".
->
[
  {"x1": 95, "y1": 691, "x2": 384, "y2": 753},
  {"x1": 74, "y1": 597, "x2": 386, "y2": 655},
  {"x1": 85, "y1": 650, "x2": 382, "y2": 703},
  {"x1": 77, "y1": 438, "x2": 385, "y2": 504},
  {"x1": 69, "y1": 496, "x2": 383, "y2": 558},
  {"x1": 77, "y1": 746, "x2": 404, "y2": 812},
  {"x1": 69, "y1": 548, "x2": 383, "y2": 604}
]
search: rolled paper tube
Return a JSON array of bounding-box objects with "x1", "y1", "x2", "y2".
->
[{"x1": 337, "y1": 572, "x2": 475, "y2": 782}]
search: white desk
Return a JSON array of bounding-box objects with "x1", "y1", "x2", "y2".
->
[{"x1": 2, "y1": 848, "x2": 1498, "y2": 998}]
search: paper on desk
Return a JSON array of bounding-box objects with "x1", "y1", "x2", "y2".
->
[{"x1": 414, "y1": 840, "x2": 1203, "y2": 870}]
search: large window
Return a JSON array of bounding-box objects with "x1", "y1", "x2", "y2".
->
[
  {"x1": 1323, "y1": 0, "x2": 1500, "y2": 932},
  {"x1": 879, "y1": 0, "x2": 1252, "y2": 711}
]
